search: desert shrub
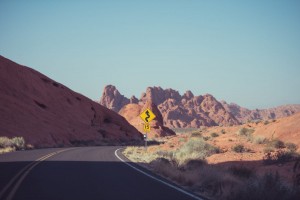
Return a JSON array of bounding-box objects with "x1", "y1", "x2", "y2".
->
[
  {"x1": 210, "y1": 132, "x2": 219, "y2": 137},
  {"x1": 268, "y1": 139, "x2": 285, "y2": 149},
  {"x1": 228, "y1": 138, "x2": 233, "y2": 142},
  {"x1": 230, "y1": 172, "x2": 300, "y2": 200},
  {"x1": 263, "y1": 150, "x2": 298, "y2": 165},
  {"x1": 264, "y1": 120, "x2": 269, "y2": 125},
  {"x1": 229, "y1": 166, "x2": 255, "y2": 179},
  {"x1": 174, "y1": 138, "x2": 220, "y2": 165},
  {"x1": 11, "y1": 137, "x2": 25, "y2": 150},
  {"x1": 221, "y1": 129, "x2": 226, "y2": 134},
  {"x1": 263, "y1": 146, "x2": 275, "y2": 154},
  {"x1": 254, "y1": 136, "x2": 268, "y2": 144},
  {"x1": 203, "y1": 136, "x2": 211, "y2": 141},
  {"x1": 0, "y1": 137, "x2": 26, "y2": 153},
  {"x1": 232, "y1": 144, "x2": 246, "y2": 153},
  {"x1": 0, "y1": 137, "x2": 13, "y2": 148},
  {"x1": 156, "y1": 150, "x2": 174, "y2": 159},
  {"x1": 191, "y1": 131, "x2": 202, "y2": 137},
  {"x1": 238, "y1": 127, "x2": 255, "y2": 136},
  {"x1": 237, "y1": 127, "x2": 254, "y2": 141},
  {"x1": 0, "y1": 147, "x2": 15, "y2": 154},
  {"x1": 286, "y1": 142, "x2": 298, "y2": 153}
]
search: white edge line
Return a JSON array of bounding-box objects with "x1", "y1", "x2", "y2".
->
[{"x1": 115, "y1": 148, "x2": 204, "y2": 200}]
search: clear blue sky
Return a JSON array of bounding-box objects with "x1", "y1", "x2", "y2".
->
[{"x1": 1, "y1": 0, "x2": 299, "y2": 109}]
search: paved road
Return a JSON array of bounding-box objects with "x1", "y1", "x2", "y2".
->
[{"x1": 0, "y1": 146, "x2": 204, "y2": 200}]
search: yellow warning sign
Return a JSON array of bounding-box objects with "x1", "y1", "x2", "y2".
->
[
  {"x1": 140, "y1": 109, "x2": 156, "y2": 123},
  {"x1": 143, "y1": 123, "x2": 151, "y2": 132}
]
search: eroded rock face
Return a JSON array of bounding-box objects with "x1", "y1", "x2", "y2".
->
[
  {"x1": 221, "y1": 101, "x2": 300, "y2": 123},
  {"x1": 99, "y1": 85, "x2": 129, "y2": 112},
  {"x1": 100, "y1": 85, "x2": 240, "y2": 128},
  {"x1": 0, "y1": 56, "x2": 142, "y2": 148}
]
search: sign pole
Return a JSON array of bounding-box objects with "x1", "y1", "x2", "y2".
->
[
  {"x1": 140, "y1": 109, "x2": 156, "y2": 151},
  {"x1": 145, "y1": 132, "x2": 147, "y2": 149}
]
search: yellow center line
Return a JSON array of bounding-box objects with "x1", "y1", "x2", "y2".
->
[{"x1": 0, "y1": 148, "x2": 75, "y2": 200}]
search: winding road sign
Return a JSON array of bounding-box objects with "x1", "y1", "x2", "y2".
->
[{"x1": 140, "y1": 109, "x2": 156, "y2": 123}]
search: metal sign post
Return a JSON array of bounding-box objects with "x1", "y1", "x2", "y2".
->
[
  {"x1": 140, "y1": 109, "x2": 156, "y2": 149},
  {"x1": 143, "y1": 123, "x2": 150, "y2": 149}
]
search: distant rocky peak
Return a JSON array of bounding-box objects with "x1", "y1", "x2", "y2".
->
[
  {"x1": 140, "y1": 86, "x2": 179, "y2": 105},
  {"x1": 130, "y1": 95, "x2": 138, "y2": 104},
  {"x1": 183, "y1": 90, "x2": 194, "y2": 99},
  {"x1": 99, "y1": 85, "x2": 129, "y2": 112}
]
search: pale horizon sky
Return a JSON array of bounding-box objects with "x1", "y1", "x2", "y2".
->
[{"x1": 1, "y1": 1, "x2": 300, "y2": 109}]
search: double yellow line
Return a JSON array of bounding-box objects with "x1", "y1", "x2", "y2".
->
[{"x1": 0, "y1": 148, "x2": 73, "y2": 200}]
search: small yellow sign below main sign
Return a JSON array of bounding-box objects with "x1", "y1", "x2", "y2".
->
[
  {"x1": 140, "y1": 109, "x2": 156, "y2": 123},
  {"x1": 143, "y1": 123, "x2": 151, "y2": 132}
]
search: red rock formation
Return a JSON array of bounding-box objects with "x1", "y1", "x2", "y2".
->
[
  {"x1": 221, "y1": 101, "x2": 300, "y2": 123},
  {"x1": 100, "y1": 85, "x2": 240, "y2": 128},
  {"x1": 99, "y1": 85, "x2": 129, "y2": 112},
  {"x1": 0, "y1": 56, "x2": 142, "y2": 148}
]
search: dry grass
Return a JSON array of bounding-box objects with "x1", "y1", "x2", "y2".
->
[
  {"x1": 123, "y1": 121, "x2": 300, "y2": 200},
  {"x1": 0, "y1": 136, "x2": 25, "y2": 154},
  {"x1": 0, "y1": 147, "x2": 15, "y2": 154}
]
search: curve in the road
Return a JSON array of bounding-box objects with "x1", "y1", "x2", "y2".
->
[
  {"x1": 115, "y1": 148, "x2": 204, "y2": 200},
  {"x1": 0, "y1": 146, "x2": 206, "y2": 200}
]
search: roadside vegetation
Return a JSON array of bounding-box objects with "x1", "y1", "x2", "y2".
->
[
  {"x1": 0, "y1": 136, "x2": 25, "y2": 154},
  {"x1": 124, "y1": 125, "x2": 300, "y2": 200}
]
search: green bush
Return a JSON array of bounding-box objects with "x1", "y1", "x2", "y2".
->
[
  {"x1": 232, "y1": 144, "x2": 246, "y2": 153},
  {"x1": 180, "y1": 138, "x2": 220, "y2": 156},
  {"x1": 210, "y1": 132, "x2": 219, "y2": 137},
  {"x1": 174, "y1": 138, "x2": 220, "y2": 165}
]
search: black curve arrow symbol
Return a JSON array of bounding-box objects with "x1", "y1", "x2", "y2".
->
[{"x1": 145, "y1": 110, "x2": 150, "y2": 122}]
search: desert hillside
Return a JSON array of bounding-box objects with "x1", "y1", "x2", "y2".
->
[
  {"x1": 0, "y1": 56, "x2": 142, "y2": 148},
  {"x1": 124, "y1": 112, "x2": 300, "y2": 200}
]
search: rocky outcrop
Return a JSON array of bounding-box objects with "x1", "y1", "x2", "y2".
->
[
  {"x1": 221, "y1": 101, "x2": 300, "y2": 123},
  {"x1": 0, "y1": 56, "x2": 142, "y2": 148},
  {"x1": 99, "y1": 85, "x2": 129, "y2": 112},
  {"x1": 119, "y1": 101, "x2": 175, "y2": 138},
  {"x1": 100, "y1": 85, "x2": 240, "y2": 128}
]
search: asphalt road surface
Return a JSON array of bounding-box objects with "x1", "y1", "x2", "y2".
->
[{"x1": 0, "y1": 146, "x2": 205, "y2": 200}]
